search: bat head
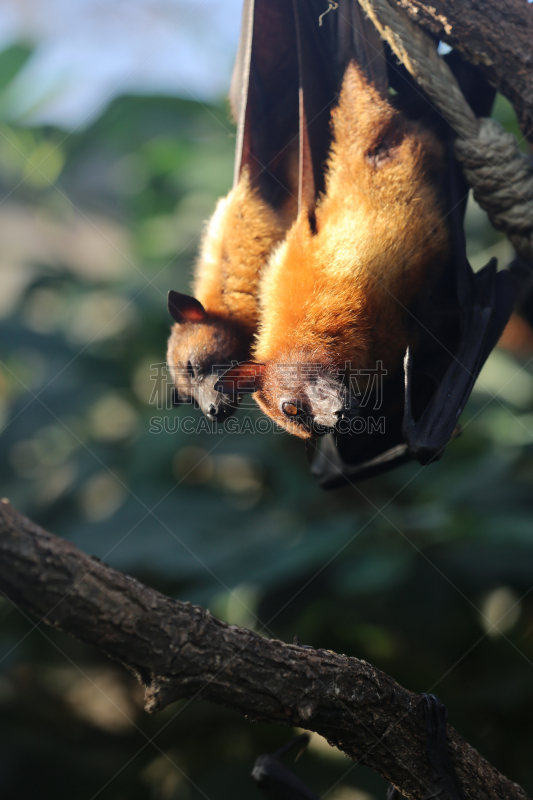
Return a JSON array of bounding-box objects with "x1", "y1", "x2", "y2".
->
[
  {"x1": 166, "y1": 290, "x2": 248, "y2": 423},
  {"x1": 214, "y1": 353, "x2": 359, "y2": 439}
]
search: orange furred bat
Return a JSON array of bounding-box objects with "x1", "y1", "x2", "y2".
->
[
  {"x1": 217, "y1": 58, "x2": 451, "y2": 438},
  {"x1": 216, "y1": 3, "x2": 517, "y2": 480},
  {"x1": 167, "y1": 170, "x2": 295, "y2": 420},
  {"x1": 166, "y1": 0, "x2": 299, "y2": 422}
]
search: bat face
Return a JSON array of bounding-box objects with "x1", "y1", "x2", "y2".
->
[
  {"x1": 167, "y1": 292, "x2": 246, "y2": 422},
  {"x1": 256, "y1": 363, "x2": 359, "y2": 439},
  {"x1": 215, "y1": 356, "x2": 359, "y2": 439}
]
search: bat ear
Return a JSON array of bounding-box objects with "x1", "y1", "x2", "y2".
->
[
  {"x1": 167, "y1": 291, "x2": 206, "y2": 324},
  {"x1": 214, "y1": 362, "x2": 265, "y2": 396}
]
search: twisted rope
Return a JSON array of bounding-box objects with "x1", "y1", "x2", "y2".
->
[{"x1": 357, "y1": 0, "x2": 533, "y2": 260}]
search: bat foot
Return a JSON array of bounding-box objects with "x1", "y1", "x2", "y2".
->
[
  {"x1": 418, "y1": 694, "x2": 465, "y2": 800},
  {"x1": 383, "y1": 696, "x2": 459, "y2": 800},
  {"x1": 421, "y1": 694, "x2": 447, "y2": 753},
  {"x1": 293, "y1": 634, "x2": 315, "y2": 649}
]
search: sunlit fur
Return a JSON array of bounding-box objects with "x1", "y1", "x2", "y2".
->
[
  {"x1": 252, "y1": 62, "x2": 452, "y2": 438},
  {"x1": 166, "y1": 164, "x2": 297, "y2": 414},
  {"x1": 193, "y1": 169, "x2": 295, "y2": 335}
]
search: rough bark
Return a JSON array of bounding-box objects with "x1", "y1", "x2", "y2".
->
[
  {"x1": 391, "y1": 0, "x2": 533, "y2": 146},
  {"x1": 0, "y1": 500, "x2": 528, "y2": 800}
]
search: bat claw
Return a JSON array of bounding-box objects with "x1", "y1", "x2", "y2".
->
[
  {"x1": 416, "y1": 694, "x2": 465, "y2": 800},
  {"x1": 252, "y1": 734, "x2": 318, "y2": 800}
]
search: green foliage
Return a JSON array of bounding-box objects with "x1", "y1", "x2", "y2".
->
[
  {"x1": 0, "y1": 45, "x2": 533, "y2": 800},
  {"x1": 0, "y1": 44, "x2": 32, "y2": 94}
]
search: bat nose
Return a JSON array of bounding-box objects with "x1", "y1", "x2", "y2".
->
[
  {"x1": 205, "y1": 402, "x2": 236, "y2": 423},
  {"x1": 206, "y1": 403, "x2": 217, "y2": 420}
]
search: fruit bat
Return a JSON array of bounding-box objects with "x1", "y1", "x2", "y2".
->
[
  {"x1": 166, "y1": 0, "x2": 300, "y2": 422},
  {"x1": 215, "y1": 2, "x2": 518, "y2": 483},
  {"x1": 311, "y1": 52, "x2": 520, "y2": 488},
  {"x1": 251, "y1": 695, "x2": 464, "y2": 800}
]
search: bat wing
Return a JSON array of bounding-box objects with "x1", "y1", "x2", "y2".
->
[
  {"x1": 311, "y1": 434, "x2": 411, "y2": 489},
  {"x1": 394, "y1": 57, "x2": 516, "y2": 465},
  {"x1": 232, "y1": 0, "x2": 300, "y2": 209},
  {"x1": 403, "y1": 265, "x2": 517, "y2": 464},
  {"x1": 402, "y1": 158, "x2": 518, "y2": 465},
  {"x1": 292, "y1": 0, "x2": 387, "y2": 210},
  {"x1": 228, "y1": 0, "x2": 253, "y2": 127}
]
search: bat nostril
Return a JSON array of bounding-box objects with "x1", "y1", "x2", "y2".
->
[
  {"x1": 343, "y1": 399, "x2": 359, "y2": 418},
  {"x1": 335, "y1": 402, "x2": 359, "y2": 424}
]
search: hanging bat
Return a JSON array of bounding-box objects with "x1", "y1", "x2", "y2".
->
[
  {"x1": 251, "y1": 695, "x2": 464, "y2": 800},
  {"x1": 311, "y1": 52, "x2": 519, "y2": 488},
  {"x1": 166, "y1": 0, "x2": 301, "y2": 422},
  {"x1": 215, "y1": 3, "x2": 518, "y2": 482},
  {"x1": 214, "y1": 5, "x2": 454, "y2": 431}
]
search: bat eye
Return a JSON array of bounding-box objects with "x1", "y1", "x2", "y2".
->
[{"x1": 282, "y1": 402, "x2": 300, "y2": 417}]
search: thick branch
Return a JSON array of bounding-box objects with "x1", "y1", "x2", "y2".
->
[
  {"x1": 391, "y1": 0, "x2": 533, "y2": 145},
  {"x1": 0, "y1": 500, "x2": 528, "y2": 800}
]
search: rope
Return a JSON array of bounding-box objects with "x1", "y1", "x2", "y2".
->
[{"x1": 357, "y1": 0, "x2": 533, "y2": 260}]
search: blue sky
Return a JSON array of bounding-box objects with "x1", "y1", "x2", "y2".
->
[{"x1": 0, "y1": 0, "x2": 244, "y2": 128}]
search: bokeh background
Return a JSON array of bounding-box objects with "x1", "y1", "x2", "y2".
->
[{"x1": 1, "y1": 2, "x2": 533, "y2": 798}]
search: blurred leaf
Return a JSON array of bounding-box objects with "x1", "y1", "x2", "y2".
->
[{"x1": 0, "y1": 44, "x2": 32, "y2": 97}]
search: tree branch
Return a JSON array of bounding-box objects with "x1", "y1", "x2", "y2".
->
[
  {"x1": 0, "y1": 499, "x2": 528, "y2": 800},
  {"x1": 390, "y1": 0, "x2": 533, "y2": 146}
]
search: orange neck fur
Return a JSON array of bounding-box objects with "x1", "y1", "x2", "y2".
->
[{"x1": 193, "y1": 169, "x2": 297, "y2": 335}]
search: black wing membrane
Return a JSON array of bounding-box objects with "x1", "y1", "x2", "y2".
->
[
  {"x1": 232, "y1": 0, "x2": 300, "y2": 210},
  {"x1": 292, "y1": 0, "x2": 387, "y2": 209},
  {"x1": 251, "y1": 735, "x2": 320, "y2": 800},
  {"x1": 291, "y1": 0, "x2": 339, "y2": 215},
  {"x1": 402, "y1": 164, "x2": 518, "y2": 465},
  {"x1": 400, "y1": 54, "x2": 518, "y2": 465},
  {"x1": 310, "y1": 19, "x2": 518, "y2": 488}
]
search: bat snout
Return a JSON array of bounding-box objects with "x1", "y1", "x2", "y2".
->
[
  {"x1": 308, "y1": 379, "x2": 359, "y2": 435},
  {"x1": 203, "y1": 399, "x2": 238, "y2": 423},
  {"x1": 193, "y1": 372, "x2": 240, "y2": 423}
]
